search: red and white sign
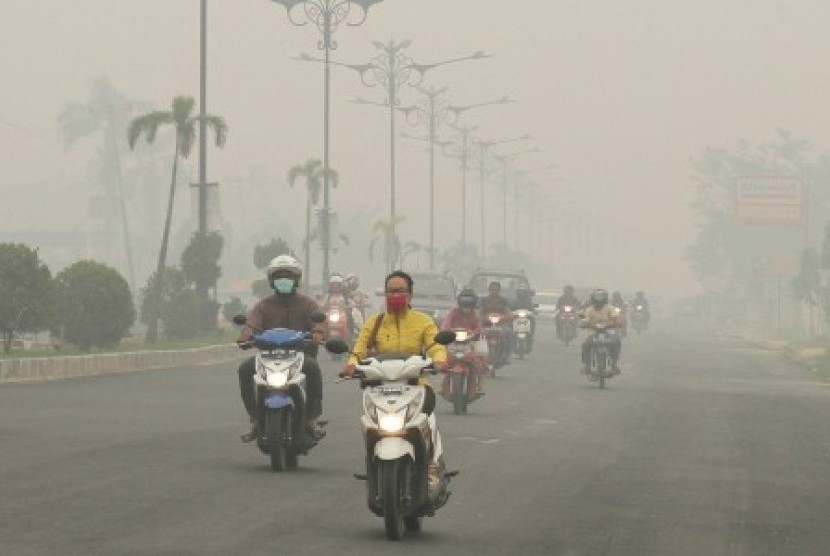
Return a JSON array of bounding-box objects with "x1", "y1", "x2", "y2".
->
[{"x1": 734, "y1": 176, "x2": 805, "y2": 224}]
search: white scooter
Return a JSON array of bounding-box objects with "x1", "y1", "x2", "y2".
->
[{"x1": 326, "y1": 332, "x2": 458, "y2": 541}]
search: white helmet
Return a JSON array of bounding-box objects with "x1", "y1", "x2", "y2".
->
[{"x1": 266, "y1": 255, "x2": 302, "y2": 282}]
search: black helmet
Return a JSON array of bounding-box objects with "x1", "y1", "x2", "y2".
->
[
  {"x1": 563, "y1": 284, "x2": 574, "y2": 294},
  {"x1": 457, "y1": 288, "x2": 478, "y2": 309},
  {"x1": 589, "y1": 289, "x2": 609, "y2": 306}
]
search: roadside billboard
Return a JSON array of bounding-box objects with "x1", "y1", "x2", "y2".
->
[{"x1": 734, "y1": 176, "x2": 806, "y2": 224}]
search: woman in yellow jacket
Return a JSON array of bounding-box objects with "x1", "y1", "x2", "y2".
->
[{"x1": 342, "y1": 270, "x2": 449, "y2": 498}]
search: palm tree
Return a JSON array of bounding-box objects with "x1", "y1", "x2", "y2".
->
[
  {"x1": 370, "y1": 216, "x2": 406, "y2": 272},
  {"x1": 128, "y1": 96, "x2": 227, "y2": 343},
  {"x1": 287, "y1": 158, "x2": 339, "y2": 281},
  {"x1": 59, "y1": 76, "x2": 149, "y2": 292}
]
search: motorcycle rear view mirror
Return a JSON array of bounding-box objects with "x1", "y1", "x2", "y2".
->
[
  {"x1": 325, "y1": 339, "x2": 350, "y2": 354},
  {"x1": 310, "y1": 311, "x2": 326, "y2": 323},
  {"x1": 232, "y1": 314, "x2": 247, "y2": 326},
  {"x1": 434, "y1": 330, "x2": 456, "y2": 345}
]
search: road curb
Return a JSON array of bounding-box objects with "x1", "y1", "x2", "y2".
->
[{"x1": 0, "y1": 344, "x2": 247, "y2": 384}]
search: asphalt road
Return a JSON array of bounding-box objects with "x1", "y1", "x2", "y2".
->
[{"x1": 2, "y1": 319, "x2": 830, "y2": 555}]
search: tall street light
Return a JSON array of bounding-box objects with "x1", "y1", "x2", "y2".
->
[
  {"x1": 333, "y1": 40, "x2": 488, "y2": 249},
  {"x1": 492, "y1": 147, "x2": 541, "y2": 246},
  {"x1": 270, "y1": 0, "x2": 382, "y2": 287},
  {"x1": 475, "y1": 135, "x2": 530, "y2": 261},
  {"x1": 513, "y1": 164, "x2": 556, "y2": 249},
  {"x1": 443, "y1": 123, "x2": 477, "y2": 246},
  {"x1": 402, "y1": 87, "x2": 512, "y2": 268}
]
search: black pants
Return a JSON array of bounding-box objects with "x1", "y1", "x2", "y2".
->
[
  {"x1": 238, "y1": 355, "x2": 323, "y2": 421},
  {"x1": 581, "y1": 336, "x2": 621, "y2": 365}
]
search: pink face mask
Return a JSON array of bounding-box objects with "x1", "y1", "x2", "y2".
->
[{"x1": 386, "y1": 294, "x2": 409, "y2": 314}]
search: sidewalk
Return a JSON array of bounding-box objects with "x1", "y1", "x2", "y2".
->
[
  {"x1": 721, "y1": 327, "x2": 828, "y2": 377},
  {"x1": 0, "y1": 343, "x2": 247, "y2": 384}
]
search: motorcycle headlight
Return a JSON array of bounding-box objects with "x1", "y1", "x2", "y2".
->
[
  {"x1": 488, "y1": 315, "x2": 500, "y2": 324},
  {"x1": 378, "y1": 409, "x2": 406, "y2": 433},
  {"x1": 564, "y1": 306, "x2": 573, "y2": 312},
  {"x1": 455, "y1": 330, "x2": 469, "y2": 342},
  {"x1": 329, "y1": 312, "x2": 341, "y2": 323},
  {"x1": 267, "y1": 371, "x2": 288, "y2": 388},
  {"x1": 636, "y1": 305, "x2": 643, "y2": 310}
]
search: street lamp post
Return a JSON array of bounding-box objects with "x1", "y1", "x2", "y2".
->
[
  {"x1": 475, "y1": 135, "x2": 530, "y2": 261},
  {"x1": 492, "y1": 148, "x2": 540, "y2": 246},
  {"x1": 402, "y1": 88, "x2": 512, "y2": 268},
  {"x1": 513, "y1": 164, "x2": 556, "y2": 249},
  {"x1": 270, "y1": 0, "x2": 382, "y2": 287},
  {"x1": 328, "y1": 39, "x2": 488, "y2": 270}
]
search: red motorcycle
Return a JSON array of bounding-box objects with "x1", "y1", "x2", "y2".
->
[
  {"x1": 483, "y1": 312, "x2": 510, "y2": 376},
  {"x1": 441, "y1": 329, "x2": 487, "y2": 415},
  {"x1": 325, "y1": 296, "x2": 351, "y2": 359}
]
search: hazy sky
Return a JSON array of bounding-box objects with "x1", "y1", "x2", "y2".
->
[{"x1": 4, "y1": 1, "x2": 830, "y2": 298}]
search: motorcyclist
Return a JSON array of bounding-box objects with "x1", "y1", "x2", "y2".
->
[
  {"x1": 555, "y1": 284, "x2": 581, "y2": 337},
  {"x1": 580, "y1": 288, "x2": 622, "y2": 375},
  {"x1": 324, "y1": 273, "x2": 353, "y2": 335},
  {"x1": 633, "y1": 291, "x2": 651, "y2": 319},
  {"x1": 237, "y1": 255, "x2": 326, "y2": 443},
  {"x1": 344, "y1": 273, "x2": 368, "y2": 328},
  {"x1": 611, "y1": 290, "x2": 628, "y2": 337},
  {"x1": 441, "y1": 288, "x2": 488, "y2": 394},
  {"x1": 479, "y1": 281, "x2": 512, "y2": 364},
  {"x1": 511, "y1": 283, "x2": 537, "y2": 348},
  {"x1": 342, "y1": 270, "x2": 449, "y2": 499}
]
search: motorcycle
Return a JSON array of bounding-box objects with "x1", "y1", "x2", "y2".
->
[
  {"x1": 631, "y1": 305, "x2": 649, "y2": 334},
  {"x1": 325, "y1": 296, "x2": 351, "y2": 359},
  {"x1": 327, "y1": 331, "x2": 458, "y2": 541},
  {"x1": 512, "y1": 309, "x2": 533, "y2": 358},
  {"x1": 234, "y1": 315, "x2": 324, "y2": 471},
  {"x1": 441, "y1": 328, "x2": 486, "y2": 415},
  {"x1": 556, "y1": 305, "x2": 578, "y2": 345},
  {"x1": 583, "y1": 323, "x2": 619, "y2": 389},
  {"x1": 483, "y1": 312, "x2": 510, "y2": 376}
]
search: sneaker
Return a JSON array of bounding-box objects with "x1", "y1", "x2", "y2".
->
[
  {"x1": 306, "y1": 420, "x2": 327, "y2": 440},
  {"x1": 240, "y1": 419, "x2": 258, "y2": 443}
]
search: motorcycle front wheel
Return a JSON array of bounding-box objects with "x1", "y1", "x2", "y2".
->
[
  {"x1": 452, "y1": 373, "x2": 467, "y2": 415},
  {"x1": 380, "y1": 459, "x2": 408, "y2": 541},
  {"x1": 266, "y1": 409, "x2": 289, "y2": 471}
]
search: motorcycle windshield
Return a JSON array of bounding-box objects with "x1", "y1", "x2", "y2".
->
[{"x1": 253, "y1": 328, "x2": 306, "y2": 350}]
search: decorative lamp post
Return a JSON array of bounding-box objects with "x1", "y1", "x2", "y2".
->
[
  {"x1": 270, "y1": 0, "x2": 383, "y2": 287},
  {"x1": 402, "y1": 88, "x2": 512, "y2": 267},
  {"x1": 492, "y1": 147, "x2": 540, "y2": 246},
  {"x1": 474, "y1": 135, "x2": 530, "y2": 261},
  {"x1": 322, "y1": 40, "x2": 489, "y2": 264}
]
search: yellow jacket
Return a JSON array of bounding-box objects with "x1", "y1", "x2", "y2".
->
[{"x1": 348, "y1": 309, "x2": 448, "y2": 366}]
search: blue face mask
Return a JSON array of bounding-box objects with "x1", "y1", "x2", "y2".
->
[{"x1": 272, "y1": 278, "x2": 295, "y2": 294}]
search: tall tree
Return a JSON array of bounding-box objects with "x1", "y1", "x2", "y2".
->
[
  {"x1": 0, "y1": 243, "x2": 55, "y2": 353},
  {"x1": 287, "y1": 158, "x2": 339, "y2": 281},
  {"x1": 58, "y1": 76, "x2": 149, "y2": 291},
  {"x1": 128, "y1": 96, "x2": 227, "y2": 343}
]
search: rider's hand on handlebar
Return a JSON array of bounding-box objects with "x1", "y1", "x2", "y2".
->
[{"x1": 340, "y1": 363, "x2": 356, "y2": 378}]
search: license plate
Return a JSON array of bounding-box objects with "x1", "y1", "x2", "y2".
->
[
  {"x1": 375, "y1": 385, "x2": 406, "y2": 395},
  {"x1": 514, "y1": 320, "x2": 530, "y2": 333}
]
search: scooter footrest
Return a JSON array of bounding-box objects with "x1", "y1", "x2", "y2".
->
[
  {"x1": 445, "y1": 469, "x2": 460, "y2": 478},
  {"x1": 353, "y1": 473, "x2": 368, "y2": 480}
]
